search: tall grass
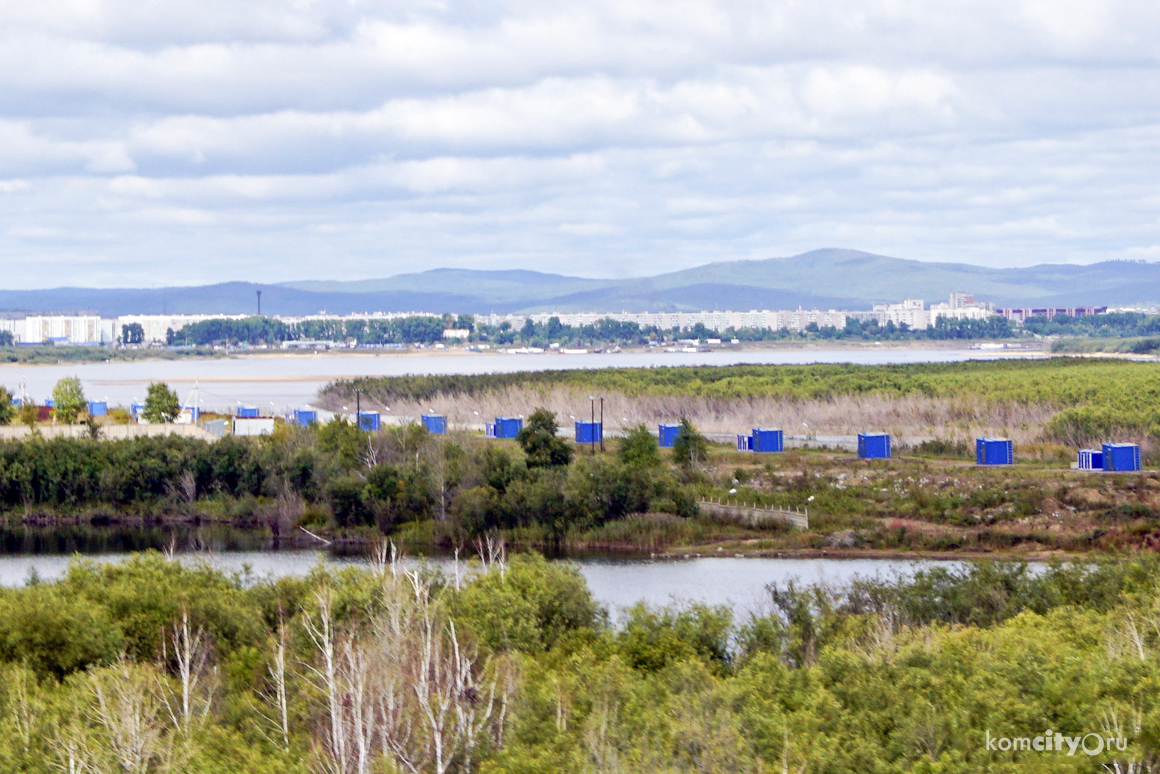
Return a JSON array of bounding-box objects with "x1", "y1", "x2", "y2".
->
[
  {"x1": 321, "y1": 383, "x2": 1058, "y2": 446},
  {"x1": 321, "y1": 359, "x2": 1160, "y2": 449}
]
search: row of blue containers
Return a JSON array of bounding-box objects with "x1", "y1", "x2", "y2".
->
[
  {"x1": 978, "y1": 438, "x2": 1144, "y2": 471},
  {"x1": 280, "y1": 410, "x2": 1147, "y2": 472},
  {"x1": 670, "y1": 424, "x2": 892, "y2": 460},
  {"x1": 1079, "y1": 443, "x2": 1141, "y2": 472},
  {"x1": 40, "y1": 399, "x2": 108, "y2": 416},
  {"x1": 286, "y1": 409, "x2": 442, "y2": 433}
]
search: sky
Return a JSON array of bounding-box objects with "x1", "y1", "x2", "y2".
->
[{"x1": 2, "y1": 0, "x2": 1160, "y2": 288}]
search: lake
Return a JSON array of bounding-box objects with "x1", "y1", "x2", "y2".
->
[
  {"x1": 0, "y1": 547, "x2": 950, "y2": 621},
  {"x1": 0, "y1": 346, "x2": 1030, "y2": 412}
]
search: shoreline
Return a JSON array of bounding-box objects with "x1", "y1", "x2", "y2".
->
[{"x1": 0, "y1": 514, "x2": 1108, "y2": 563}]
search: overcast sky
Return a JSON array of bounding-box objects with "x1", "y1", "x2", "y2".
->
[{"x1": 2, "y1": 0, "x2": 1159, "y2": 287}]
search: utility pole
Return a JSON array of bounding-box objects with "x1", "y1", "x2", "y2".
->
[
  {"x1": 599, "y1": 396, "x2": 604, "y2": 452},
  {"x1": 589, "y1": 396, "x2": 595, "y2": 454},
  {"x1": 356, "y1": 389, "x2": 361, "y2": 430}
]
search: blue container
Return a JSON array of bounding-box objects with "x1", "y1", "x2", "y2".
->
[
  {"x1": 237, "y1": 405, "x2": 259, "y2": 418},
  {"x1": 858, "y1": 432, "x2": 892, "y2": 459},
  {"x1": 659, "y1": 424, "x2": 681, "y2": 448},
  {"x1": 575, "y1": 421, "x2": 602, "y2": 444},
  {"x1": 736, "y1": 434, "x2": 753, "y2": 451},
  {"x1": 487, "y1": 417, "x2": 522, "y2": 439},
  {"x1": 752, "y1": 428, "x2": 784, "y2": 453},
  {"x1": 358, "y1": 411, "x2": 381, "y2": 432},
  {"x1": 44, "y1": 399, "x2": 55, "y2": 408},
  {"x1": 1077, "y1": 449, "x2": 1104, "y2": 470},
  {"x1": 130, "y1": 402, "x2": 144, "y2": 418},
  {"x1": 1102, "y1": 443, "x2": 1141, "y2": 472},
  {"x1": 421, "y1": 414, "x2": 447, "y2": 434},
  {"x1": 976, "y1": 437, "x2": 1013, "y2": 466},
  {"x1": 292, "y1": 409, "x2": 318, "y2": 427},
  {"x1": 87, "y1": 401, "x2": 107, "y2": 417}
]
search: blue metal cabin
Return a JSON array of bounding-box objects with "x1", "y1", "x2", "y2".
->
[
  {"x1": 421, "y1": 414, "x2": 447, "y2": 434},
  {"x1": 130, "y1": 402, "x2": 144, "y2": 419},
  {"x1": 1102, "y1": 443, "x2": 1141, "y2": 472},
  {"x1": 658, "y1": 424, "x2": 681, "y2": 448},
  {"x1": 1077, "y1": 449, "x2": 1104, "y2": 470},
  {"x1": 486, "y1": 417, "x2": 523, "y2": 439},
  {"x1": 358, "y1": 411, "x2": 381, "y2": 432},
  {"x1": 976, "y1": 437, "x2": 1013, "y2": 465},
  {"x1": 575, "y1": 421, "x2": 602, "y2": 444},
  {"x1": 87, "y1": 401, "x2": 107, "y2": 417},
  {"x1": 752, "y1": 428, "x2": 784, "y2": 453},
  {"x1": 237, "y1": 405, "x2": 260, "y2": 418},
  {"x1": 858, "y1": 432, "x2": 891, "y2": 459},
  {"x1": 292, "y1": 409, "x2": 318, "y2": 427},
  {"x1": 736, "y1": 434, "x2": 753, "y2": 451}
]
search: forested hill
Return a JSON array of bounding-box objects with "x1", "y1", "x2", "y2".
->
[{"x1": 2, "y1": 249, "x2": 1159, "y2": 315}]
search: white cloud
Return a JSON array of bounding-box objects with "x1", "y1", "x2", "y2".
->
[{"x1": 0, "y1": 0, "x2": 1158, "y2": 287}]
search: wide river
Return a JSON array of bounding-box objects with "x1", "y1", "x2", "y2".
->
[
  {"x1": 0, "y1": 549, "x2": 954, "y2": 621},
  {"x1": 0, "y1": 346, "x2": 1030, "y2": 412}
]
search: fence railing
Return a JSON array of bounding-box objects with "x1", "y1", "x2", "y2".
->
[{"x1": 696, "y1": 498, "x2": 809, "y2": 530}]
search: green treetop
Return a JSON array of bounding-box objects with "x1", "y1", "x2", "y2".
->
[
  {"x1": 51, "y1": 376, "x2": 86, "y2": 424},
  {"x1": 516, "y1": 408, "x2": 573, "y2": 468},
  {"x1": 0, "y1": 386, "x2": 14, "y2": 426},
  {"x1": 142, "y1": 382, "x2": 180, "y2": 424}
]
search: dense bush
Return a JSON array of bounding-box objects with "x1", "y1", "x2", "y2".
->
[
  {"x1": 0, "y1": 412, "x2": 696, "y2": 541},
  {"x1": 0, "y1": 553, "x2": 1151, "y2": 771}
]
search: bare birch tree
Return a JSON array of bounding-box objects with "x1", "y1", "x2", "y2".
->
[{"x1": 303, "y1": 563, "x2": 515, "y2": 774}]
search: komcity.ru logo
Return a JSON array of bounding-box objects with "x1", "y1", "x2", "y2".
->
[{"x1": 985, "y1": 730, "x2": 1128, "y2": 756}]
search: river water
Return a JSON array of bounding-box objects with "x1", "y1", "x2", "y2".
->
[
  {"x1": 0, "y1": 346, "x2": 1029, "y2": 412},
  {"x1": 0, "y1": 346, "x2": 1004, "y2": 616},
  {"x1": 0, "y1": 548, "x2": 949, "y2": 620}
]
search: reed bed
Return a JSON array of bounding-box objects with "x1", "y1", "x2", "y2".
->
[
  {"x1": 324, "y1": 385, "x2": 1061, "y2": 446},
  {"x1": 321, "y1": 359, "x2": 1160, "y2": 449}
]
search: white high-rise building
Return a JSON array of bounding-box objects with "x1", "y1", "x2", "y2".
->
[{"x1": 872, "y1": 299, "x2": 929, "y2": 330}]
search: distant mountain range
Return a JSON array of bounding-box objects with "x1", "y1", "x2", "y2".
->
[{"x1": 3, "y1": 249, "x2": 1159, "y2": 317}]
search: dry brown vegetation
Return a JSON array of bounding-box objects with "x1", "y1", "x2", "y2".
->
[
  {"x1": 337, "y1": 385, "x2": 1061, "y2": 446},
  {"x1": 690, "y1": 447, "x2": 1160, "y2": 556}
]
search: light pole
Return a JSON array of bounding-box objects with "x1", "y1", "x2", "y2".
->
[
  {"x1": 599, "y1": 396, "x2": 604, "y2": 452},
  {"x1": 589, "y1": 396, "x2": 595, "y2": 454}
]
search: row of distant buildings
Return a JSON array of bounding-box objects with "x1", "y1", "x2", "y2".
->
[
  {"x1": 0, "y1": 311, "x2": 439, "y2": 346},
  {"x1": 481, "y1": 293, "x2": 1022, "y2": 334},
  {"x1": 0, "y1": 294, "x2": 1115, "y2": 345}
]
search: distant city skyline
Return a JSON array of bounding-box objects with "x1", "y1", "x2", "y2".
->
[{"x1": 2, "y1": 1, "x2": 1160, "y2": 287}]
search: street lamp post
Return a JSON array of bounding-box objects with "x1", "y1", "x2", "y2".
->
[
  {"x1": 589, "y1": 396, "x2": 595, "y2": 454},
  {"x1": 599, "y1": 396, "x2": 604, "y2": 452}
]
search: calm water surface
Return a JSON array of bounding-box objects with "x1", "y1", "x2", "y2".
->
[
  {"x1": 0, "y1": 348, "x2": 1028, "y2": 411},
  {"x1": 0, "y1": 347, "x2": 992, "y2": 616},
  {"x1": 0, "y1": 549, "x2": 947, "y2": 620}
]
